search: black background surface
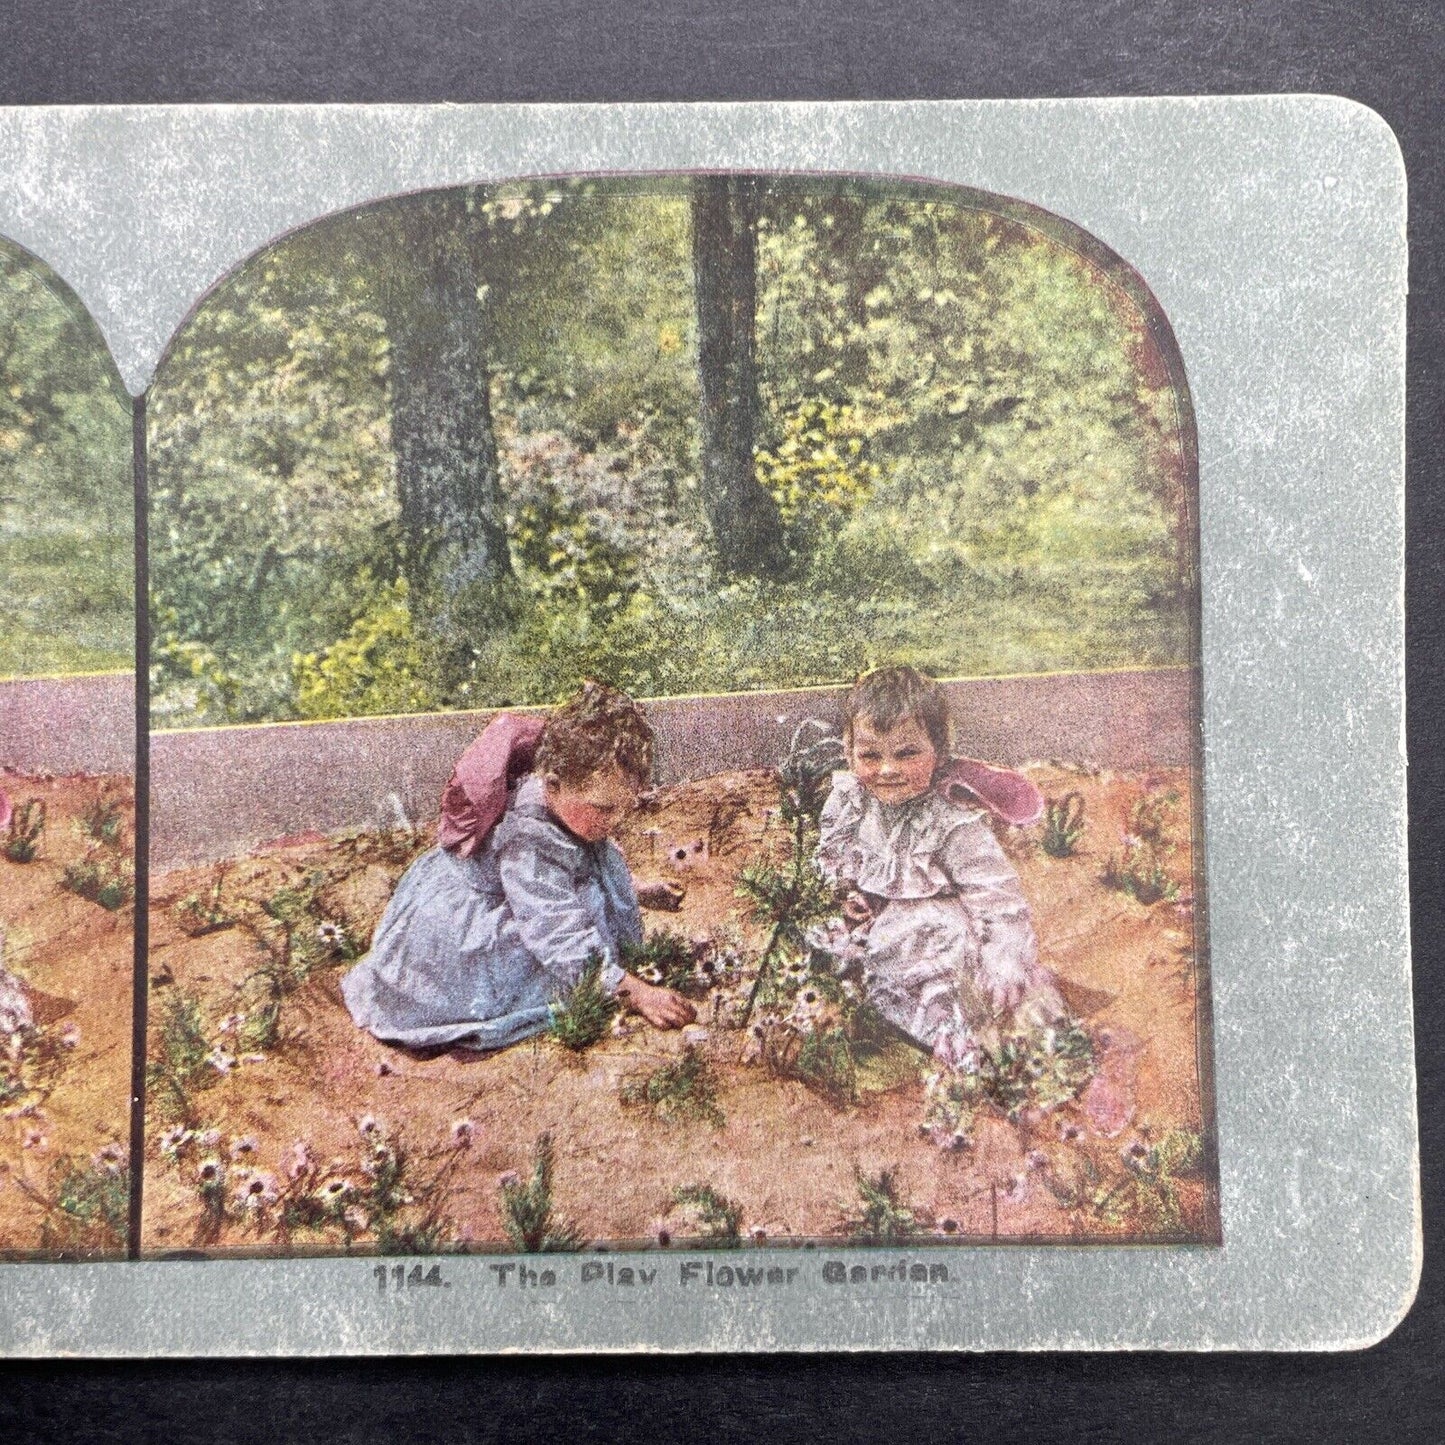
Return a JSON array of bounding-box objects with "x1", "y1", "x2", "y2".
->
[{"x1": 0, "y1": 2, "x2": 1440, "y2": 1439}]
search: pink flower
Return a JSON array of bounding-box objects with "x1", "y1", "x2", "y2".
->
[
  {"x1": 21, "y1": 1127, "x2": 46, "y2": 1150},
  {"x1": 498, "y1": 1170, "x2": 520, "y2": 1190},
  {"x1": 234, "y1": 1170, "x2": 279, "y2": 1211},
  {"x1": 450, "y1": 1119, "x2": 475, "y2": 1149},
  {"x1": 282, "y1": 1140, "x2": 314, "y2": 1182},
  {"x1": 228, "y1": 1135, "x2": 258, "y2": 1160},
  {"x1": 58, "y1": 1023, "x2": 81, "y2": 1050}
]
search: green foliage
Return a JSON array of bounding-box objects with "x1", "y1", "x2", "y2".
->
[
  {"x1": 672, "y1": 1183, "x2": 743, "y2": 1246},
  {"x1": 61, "y1": 851, "x2": 134, "y2": 910},
  {"x1": 0, "y1": 242, "x2": 133, "y2": 677},
  {"x1": 547, "y1": 954, "x2": 621, "y2": 1051},
  {"x1": 77, "y1": 787, "x2": 127, "y2": 847},
  {"x1": 621, "y1": 1045, "x2": 725, "y2": 1128},
  {"x1": 3, "y1": 797, "x2": 46, "y2": 862},
  {"x1": 1092, "y1": 1128, "x2": 1205, "y2": 1233},
  {"x1": 148, "y1": 176, "x2": 1192, "y2": 727},
  {"x1": 794, "y1": 1026, "x2": 858, "y2": 1106},
  {"x1": 846, "y1": 1167, "x2": 918, "y2": 1243},
  {"x1": 174, "y1": 870, "x2": 237, "y2": 937},
  {"x1": 922, "y1": 1023, "x2": 1097, "y2": 1147},
  {"x1": 621, "y1": 929, "x2": 704, "y2": 998},
  {"x1": 147, "y1": 990, "x2": 214, "y2": 1125},
  {"x1": 292, "y1": 576, "x2": 436, "y2": 721},
  {"x1": 1041, "y1": 791, "x2": 1086, "y2": 858},
  {"x1": 36, "y1": 1150, "x2": 130, "y2": 1256},
  {"x1": 755, "y1": 398, "x2": 882, "y2": 562},
  {"x1": 500, "y1": 1133, "x2": 584, "y2": 1253},
  {"x1": 1103, "y1": 788, "x2": 1182, "y2": 905}
]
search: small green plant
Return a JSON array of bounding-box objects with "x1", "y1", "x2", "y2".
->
[
  {"x1": 621, "y1": 929, "x2": 711, "y2": 999},
  {"x1": 736, "y1": 723, "x2": 848, "y2": 1024},
  {"x1": 922, "y1": 1022, "x2": 1097, "y2": 1147},
  {"x1": 1091, "y1": 1129, "x2": 1205, "y2": 1233},
  {"x1": 78, "y1": 787, "x2": 127, "y2": 846},
  {"x1": 174, "y1": 868, "x2": 237, "y2": 937},
  {"x1": 32, "y1": 1148, "x2": 130, "y2": 1256},
  {"x1": 846, "y1": 1167, "x2": 918, "y2": 1243},
  {"x1": 672, "y1": 1183, "x2": 743, "y2": 1247},
  {"x1": 547, "y1": 954, "x2": 620, "y2": 1051},
  {"x1": 1103, "y1": 789, "x2": 1181, "y2": 905},
  {"x1": 621, "y1": 1045, "x2": 725, "y2": 1127},
  {"x1": 3, "y1": 797, "x2": 46, "y2": 862},
  {"x1": 499, "y1": 1133, "x2": 584, "y2": 1253},
  {"x1": 794, "y1": 1025, "x2": 858, "y2": 1105},
  {"x1": 61, "y1": 851, "x2": 134, "y2": 910},
  {"x1": 1041, "y1": 792, "x2": 1086, "y2": 858},
  {"x1": 147, "y1": 989, "x2": 214, "y2": 1124}
]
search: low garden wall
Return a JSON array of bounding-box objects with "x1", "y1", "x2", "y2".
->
[
  {"x1": 149, "y1": 667, "x2": 1196, "y2": 869},
  {"x1": 0, "y1": 672, "x2": 135, "y2": 777}
]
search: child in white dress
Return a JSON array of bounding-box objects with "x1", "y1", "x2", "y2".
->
[{"x1": 815, "y1": 666, "x2": 1066, "y2": 1060}]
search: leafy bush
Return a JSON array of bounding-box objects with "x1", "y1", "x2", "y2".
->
[
  {"x1": 1103, "y1": 788, "x2": 1182, "y2": 905},
  {"x1": 61, "y1": 851, "x2": 134, "y2": 910},
  {"x1": 846, "y1": 1168, "x2": 918, "y2": 1243},
  {"x1": 499, "y1": 1133, "x2": 584, "y2": 1253},
  {"x1": 921, "y1": 1022, "x2": 1097, "y2": 1148},
  {"x1": 547, "y1": 954, "x2": 620, "y2": 1052},
  {"x1": 1091, "y1": 1128, "x2": 1205, "y2": 1233},
  {"x1": 671, "y1": 1183, "x2": 743, "y2": 1246},
  {"x1": 34, "y1": 1149, "x2": 130, "y2": 1256},
  {"x1": 1041, "y1": 792, "x2": 1086, "y2": 858},
  {"x1": 147, "y1": 990, "x2": 214, "y2": 1124},
  {"x1": 3, "y1": 797, "x2": 46, "y2": 863},
  {"x1": 620, "y1": 1046, "x2": 725, "y2": 1127}
]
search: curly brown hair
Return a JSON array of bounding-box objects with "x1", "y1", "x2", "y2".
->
[
  {"x1": 841, "y1": 664, "x2": 952, "y2": 758},
  {"x1": 534, "y1": 681, "x2": 655, "y2": 787}
]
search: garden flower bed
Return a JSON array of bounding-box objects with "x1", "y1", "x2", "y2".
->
[
  {"x1": 141, "y1": 762, "x2": 1213, "y2": 1255},
  {"x1": 0, "y1": 770, "x2": 134, "y2": 1257}
]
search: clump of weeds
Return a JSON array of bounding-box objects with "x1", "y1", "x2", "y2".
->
[
  {"x1": 77, "y1": 786, "x2": 127, "y2": 847},
  {"x1": 1090, "y1": 1128, "x2": 1205, "y2": 1234},
  {"x1": 845, "y1": 1167, "x2": 919, "y2": 1243},
  {"x1": 165, "y1": 1114, "x2": 464, "y2": 1253},
  {"x1": 61, "y1": 851, "x2": 134, "y2": 911},
  {"x1": 146, "y1": 988, "x2": 216, "y2": 1125},
  {"x1": 174, "y1": 868, "x2": 238, "y2": 937},
  {"x1": 23, "y1": 1145, "x2": 130, "y2": 1257},
  {"x1": 1040, "y1": 792, "x2": 1086, "y2": 858},
  {"x1": 3, "y1": 798, "x2": 46, "y2": 863},
  {"x1": 921, "y1": 1023, "x2": 1096, "y2": 1150},
  {"x1": 499, "y1": 1132, "x2": 584, "y2": 1253},
  {"x1": 547, "y1": 954, "x2": 620, "y2": 1052},
  {"x1": 671, "y1": 1183, "x2": 743, "y2": 1247},
  {"x1": 621, "y1": 1045, "x2": 725, "y2": 1127},
  {"x1": 0, "y1": 1018, "x2": 78, "y2": 1110},
  {"x1": 1103, "y1": 788, "x2": 1182, "y2": 905},
  {"x1": 230, "y1": 871, "x2": 359, "y2": 1045}
]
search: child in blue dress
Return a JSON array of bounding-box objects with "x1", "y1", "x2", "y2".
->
[{"x1": 342, "y1": 683, "x2": 694, "y2": 1051}]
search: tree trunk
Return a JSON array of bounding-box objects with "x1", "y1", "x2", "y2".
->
[
  {"x1": 380, "y1": 194, "x2": 512, "y2": 614},
  {"x1": 691, "y1": 175, "x2": 788, "y2": 578}
]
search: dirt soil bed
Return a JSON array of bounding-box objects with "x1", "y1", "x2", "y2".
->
[
  {"x1": 142, "y1": 763, "x2": 1216, "y2": 1256},
  {"x1": 0, "y1": 770, "x2": 134, "y2": 1258}
]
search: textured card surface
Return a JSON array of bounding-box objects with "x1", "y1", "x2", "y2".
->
[{"x1": 0, "y1": 98, "x2": 1413, "y2": 1352}]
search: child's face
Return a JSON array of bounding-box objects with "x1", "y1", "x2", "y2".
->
[
  {"x1": 848, "y1": 715, "x2": 939, "y2": 805},
  {"x1": 543, "y1": 763, "x2": 642, "y2": 843}
]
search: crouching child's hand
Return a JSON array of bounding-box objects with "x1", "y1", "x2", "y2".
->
[{"x1": 617, "y1": 973, "x2": 696, "y2": 1029}]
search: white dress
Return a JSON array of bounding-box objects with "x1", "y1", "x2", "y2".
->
[{"x1": 815, "y1": 772, "x2": 1064, "y2": 1053}]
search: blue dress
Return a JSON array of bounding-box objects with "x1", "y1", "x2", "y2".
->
[{"x1": 341, "y1": 774, "x2": 641, "y2": 1051}]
